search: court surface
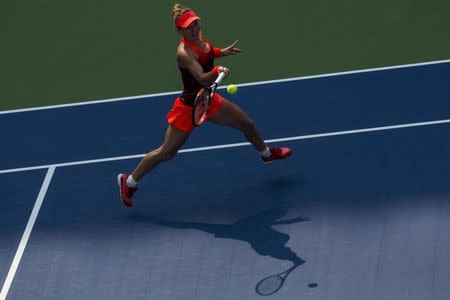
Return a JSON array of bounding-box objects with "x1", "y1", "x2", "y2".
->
[{"x1": 1, "y1": 61, "x2": 450, "y2": 300}]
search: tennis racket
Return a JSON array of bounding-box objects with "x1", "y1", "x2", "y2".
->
[
  {"x1": 192, "y1": 72, "x2": 226, "y2": 126},
  {"x1": 255, "y1": 264, "x2": 298, "y2": 296}
]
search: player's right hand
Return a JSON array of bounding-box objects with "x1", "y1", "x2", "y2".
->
[{"x1": 218, "y1": 66, "x2": 230, "y2": 76}]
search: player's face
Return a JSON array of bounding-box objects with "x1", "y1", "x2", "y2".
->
[{"x1": 181, "y1": 20, "x2": 201, "y2": 41}]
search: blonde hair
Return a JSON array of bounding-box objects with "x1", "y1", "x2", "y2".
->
[{"x1": 172, "y1": 3, "x2": 191, "y2": 23}]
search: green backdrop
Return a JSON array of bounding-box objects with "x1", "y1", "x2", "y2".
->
[{"x1": 1, "y1": 0, "x2": 449, "y2": 110}]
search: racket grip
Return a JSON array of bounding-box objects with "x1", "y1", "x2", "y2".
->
[{"x1": 215, "y1": 72, "x2": 226, "y2": 85}]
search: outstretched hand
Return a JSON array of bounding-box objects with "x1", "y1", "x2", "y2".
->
[{"x1": 221, "y1": 40, "x2": 242, "y2": 56}]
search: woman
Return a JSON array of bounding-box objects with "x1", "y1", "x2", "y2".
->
[{"x1": 118, "y1": 3, "x2": 292, "y2": 207}]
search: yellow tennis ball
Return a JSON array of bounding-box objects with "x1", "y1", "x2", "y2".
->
[{"x1": 227, "y1": 84, "x2": 238, "y2": 94}]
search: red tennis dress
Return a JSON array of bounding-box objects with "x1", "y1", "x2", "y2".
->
[{"x1": 166, "y1": 35, "x2": 225, "y2": 132}]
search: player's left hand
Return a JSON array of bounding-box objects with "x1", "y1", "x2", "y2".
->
[{"x1": 221, "y1": 40, "x2": 241, "y2": 56}]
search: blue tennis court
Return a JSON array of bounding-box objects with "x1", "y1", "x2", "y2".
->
[{"x1": 1, "y1": 61, "x2": 450, "y2": 299}]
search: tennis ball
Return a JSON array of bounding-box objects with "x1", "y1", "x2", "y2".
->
[{"x1": 227, "y1": 84, "x2": 238, "y2": 94}]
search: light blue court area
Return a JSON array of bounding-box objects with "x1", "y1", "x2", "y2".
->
[{"x1": 1, "y1": 61, "x2": 450, "y2": 299}]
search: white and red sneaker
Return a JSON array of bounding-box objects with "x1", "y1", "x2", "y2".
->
[
  {"x1": 261, "y1": 147, "x2": 292, "y2": 164},
  {"x1": 117, "y1": 173, "x2": 137, "y2": 207}
]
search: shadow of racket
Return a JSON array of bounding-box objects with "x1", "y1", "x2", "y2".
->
[{"x1": 255, "y1": 263, "x2": 300, "y2": 296}]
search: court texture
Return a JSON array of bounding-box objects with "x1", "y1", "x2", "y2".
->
[
  {"x1": 1, "y1": 60, "x2": 450, "y2": 299},
  {"x1": 2, "y1": 1, "x2": 450, "y2": 299}
]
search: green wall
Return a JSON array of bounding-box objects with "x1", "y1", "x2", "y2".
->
[{"x1": 1, "y1": 0, "x2": 449, "y2": 110}]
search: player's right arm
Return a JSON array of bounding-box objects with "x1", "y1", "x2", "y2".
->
[{"x1": 177, "y1": 45, "x2": 228, "y2": 86}]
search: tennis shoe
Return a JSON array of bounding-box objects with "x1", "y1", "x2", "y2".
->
[
  {"x1": 262, "y1": 147, "x2": 292, "y2": 164},
  {"x1": 117, "y1": 173, "x2": 137, "y2": 207}
]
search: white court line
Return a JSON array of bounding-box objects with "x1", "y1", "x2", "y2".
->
[
  {"x1": 0, "y1": 59, "x2": 449, "y2": 115},
  {"x1": 0, "y1": 166, "x2": 55, "y2": 300},
  {"x1": 1, "y1": 118, "x2": 449, "y2": 175}
]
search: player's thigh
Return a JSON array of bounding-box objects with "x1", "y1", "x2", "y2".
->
[
  {"x1": 160, "y1": 125, "x2": 191, "y2": 155},
  {"x1": 208, "y1": 100, "x2": 254, "y2": 130}
]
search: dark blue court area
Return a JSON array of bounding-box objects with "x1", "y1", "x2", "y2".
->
[{"x1": 1, "y1": 62, "x2": 450, "y2": 299}]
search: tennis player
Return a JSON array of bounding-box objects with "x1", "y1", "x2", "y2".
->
[{"x1": 118, "y1": 3, "x2": 292, "y2": 207}]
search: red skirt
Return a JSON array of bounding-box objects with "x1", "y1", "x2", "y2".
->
[{"x1": 166, "y1": 92, "x2": 225, "y2": 132}]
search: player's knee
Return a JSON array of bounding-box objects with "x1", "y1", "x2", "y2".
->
[
  {"x1": 160, "y1": 149, "x2": 177, "y2": 161},
  {"x1": 147, "y1": 147, "x2": 177, "y2": 162}
]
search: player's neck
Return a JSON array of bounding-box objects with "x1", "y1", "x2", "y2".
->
[{"x1": 182, "y1": 33, "x2": 209, "y2": 52}]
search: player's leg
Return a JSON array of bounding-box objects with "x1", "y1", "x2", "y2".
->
[
  {"x1": 208, "y1": 99, "x2": 266, "y2": 151},
  {"x1": 132, "y1": 125, "x2": 190, "y2": 181},
  {"x1": 118, "y1": 125, "x2": 190, "y2": 207},
  {"x1": 208, "y1": 98, "x2": 292, "y2": 163}
]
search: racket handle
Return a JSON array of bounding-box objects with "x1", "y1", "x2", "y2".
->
[
  {"x1": 210, "y1": 71, "x2": 226, "y2": 97},
  {"x1": 214, "y1": 72, "x2": 226, "y2": 85}
]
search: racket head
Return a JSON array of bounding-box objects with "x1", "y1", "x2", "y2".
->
[
  {"x1": 192, "y1": 88, "x2": 211, "y2": 126},
  {"x1": 255, "y1": 275, "x2": 284, "y2": 296}
]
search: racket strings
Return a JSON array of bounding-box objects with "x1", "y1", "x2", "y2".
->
[
  {"x1": 256, "y1": 275, "x2": 284, "y2": 295},
  {"x1": 193, "y1": 90, "x2": 210, "y2": 126}
]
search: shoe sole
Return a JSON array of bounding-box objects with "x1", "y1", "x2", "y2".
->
[
  {"x1": 117, "y1": 173, "x2": 123, "y2": 189},
  {"x1": 262, "y1": 152, "x2": 292, "y2": 164}
]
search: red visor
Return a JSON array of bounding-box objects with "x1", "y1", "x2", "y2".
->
[{"x1": 175, "y1": 10, "x2": 200, "y2": 29}]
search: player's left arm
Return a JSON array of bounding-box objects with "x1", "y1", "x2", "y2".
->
[{"x1": 214, "y1": 40, "x2": 241, "y2": 58}]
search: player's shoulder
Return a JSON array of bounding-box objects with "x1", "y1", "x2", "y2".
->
[
  {"x1": 176, "y1": 42, "x2": 189, "y2": 57},
  {"x1": 176, "y1": 42, "x2": 194, "y2": 65}
]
